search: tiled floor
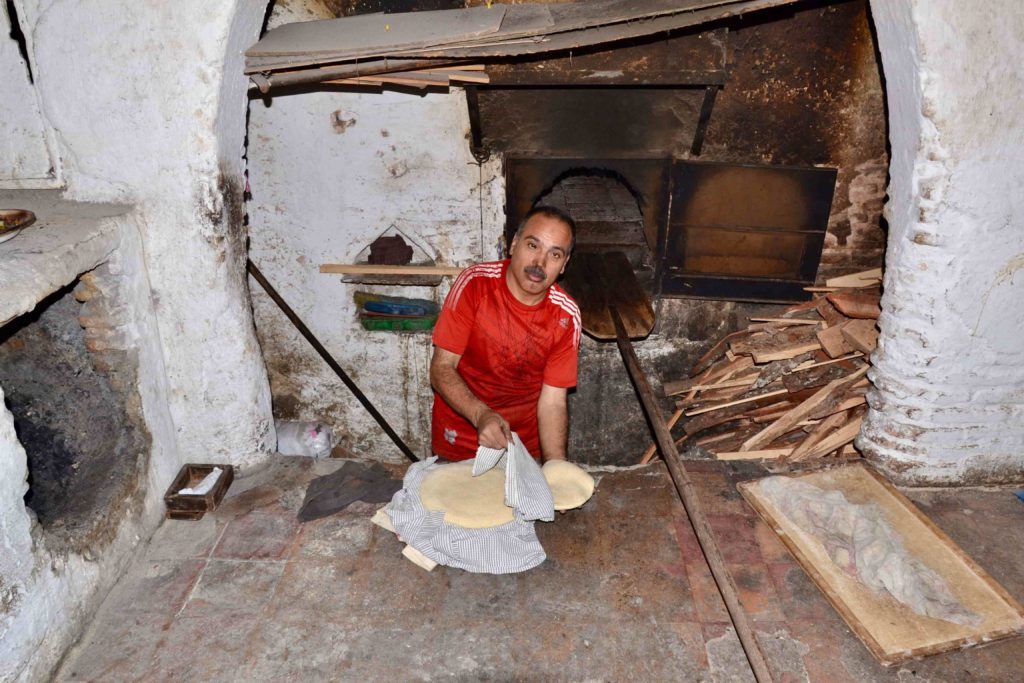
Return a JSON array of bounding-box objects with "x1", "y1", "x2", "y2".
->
[{"x1": 55, "y1": 457, "x2": 1024, "y2": 682}]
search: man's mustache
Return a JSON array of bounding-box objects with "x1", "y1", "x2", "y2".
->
[{"x1": 525, "y1": 266, "x2": 545, "y2": 279}]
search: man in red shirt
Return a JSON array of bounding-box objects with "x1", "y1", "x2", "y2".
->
[{"x1": 430, "y1": 206, "x2": 581, "y2": 462}]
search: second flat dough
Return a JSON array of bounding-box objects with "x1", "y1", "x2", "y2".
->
[
  {"x1": 542, "y1": 460, "x2": 595, "y2": 510},
  {"x1": 420, "y1": 461, "x2": 514, "y2": 529}
]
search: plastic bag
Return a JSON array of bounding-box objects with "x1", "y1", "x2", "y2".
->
[{"x1": 275, "y1": 420, "x2": 333, "y2": 458}]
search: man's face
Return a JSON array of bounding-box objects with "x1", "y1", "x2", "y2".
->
[{"x1": 506, "y1": 214, "x2": 573, "y2": 304}]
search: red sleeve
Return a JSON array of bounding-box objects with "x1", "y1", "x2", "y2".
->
[
  {"x1": 543, "y1": 320, "x2": 579, "y2": 388},
  {"x1": 431, "y1": 267, "x2": 479, "y2": 355}
]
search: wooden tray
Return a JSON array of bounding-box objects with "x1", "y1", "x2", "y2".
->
[
  {"x1": 163, "y1": 464, "x2": 234, "y2": 520},
  {"x1": 738, "y1": 463, "x2": 1024, "y2": 665}
]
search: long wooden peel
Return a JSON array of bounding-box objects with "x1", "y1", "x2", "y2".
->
[
  {"x1": 561, "y1": 252, "x2": 773, "y2": 682},
  {"x1": 609, "y1": 306, "x2": 774, "y2": 683}
]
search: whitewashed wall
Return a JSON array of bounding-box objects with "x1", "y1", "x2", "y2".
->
[
  {"x1": 248, "y1": 2, "x2": 504, "y2": 462},
  {"x1": 863, "y1": 0, "x2": 1024, "y2": 484},
  {"x1": 0, "y1": 1, "x2": 274, "y2": 679},
  {"x1": 0, "y1": 3, "x2": 58, "y2": 187}
]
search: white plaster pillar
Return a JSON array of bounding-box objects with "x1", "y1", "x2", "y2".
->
[
  {"x1": 863, "y1": 0, "x2": 1024, "y2": 484},
  {"x1": 18, "y1": 0, "x2": 276, "y2": 470}
]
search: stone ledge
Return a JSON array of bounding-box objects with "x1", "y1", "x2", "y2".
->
[{"x1": 0, "y1": 190, "x2": 129, "y2": 326}]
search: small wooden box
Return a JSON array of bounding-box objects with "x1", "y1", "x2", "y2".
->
[{"x1": 164, "y1": 464, "x2": 234, "y2": 520}]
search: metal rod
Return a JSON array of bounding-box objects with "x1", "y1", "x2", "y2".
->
[
  {"x1": 609, "y1": 305, "x2": 774, "y2": 683},
  {"x1": 247, "y1": 260, "x2": 419, "y2": 463},
  {"x1": 690, "y1": 85, "x2": 720, "y2": 156},
  {"x1": 464, "y1": 84, "x2": 490, "y2": 163}
]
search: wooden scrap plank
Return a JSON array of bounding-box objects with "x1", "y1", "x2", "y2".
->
[
  {"x1": 748, "y1": 351, "x2": 817, "y2": 391},
  {"x1": 808, "y1": 393, "x2": 867, "y2": 421},
  {"x1": 827, "y1": 291, "x2": 882, "y2": 319},
  {"x1": 684, "y1": 389, "x2": 790, "y2": 417},
  {"x1": 825, "y1": 268, "x2": 882, "y2": 288},
  {"x1": 840, "y1": 320, "x2": 879, "y2": 354},
  {"x1": 639, "y1": 407, "x2": 684, "y2": 464},
  {"x1": 731, "y1": 325, "x2": 821, "y2": 363},
  {"x1": 740, "y1": 365, "x2": 869, "y2": 451},
  {"x1": 797, "y1": 415, "x2": 864, "y2": 460},
  {"x1": 716, "y1": 448, "x2": 792, "y2": 461},
  {"x1": 749, "y1": 317, "x2": 822, "y2": 326},
  {"x1": 817, "y1": 325, "x2": 856, "y2": 358},
  {"x1": 696, "y1": 430, "x2": 748, "y2": 447},
  {"x1": 782, "y1": 297, "x2": 825, "y2": 315},
  {"x1": 683, "y1": 401, "x2": 777, "y2": 436},
  {"x1": 752, "y1": 340, "x2": 821, "y2": 364},
  {"x1": 687, "y1": 376, "x2": 760, "y2": 392},
  {"x1": 815, "y1": 297, "x2": 848, "y2": 327},
  {"x1": 781, "y1": 363, "x2": 851, "y2": 393},
  {"x1": 750, "y1": 407, "x2": 801, "y2": 424},
  {"x1": 787, "y1": 410, "x2": 848, "y2": 460},
  {"x1": 793, "y1": 352, "x2": 864, "y2": 372},
  {"x1": 690, "y1": 329, "x2": 754, "y2": 377},
  {"x1": 665, "y1": 356, "x2": 754, "y2": 396}
]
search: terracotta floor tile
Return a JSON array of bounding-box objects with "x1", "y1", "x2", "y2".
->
[
  {"x1": 728, "y1": 562, "x2": 788, "y2": 623},
  {"x1": 103, "y1": 559, "x2": 205, "y2": 619},
  {"x1": 179, "y1": 559, "x2": 285, "y2": 618},
  {"x1": 53, "y1": 609, "x2": 169, "y2": 683},
  {"x1": 212, "y1": 510, "x2": 300, "y2": 560},
  {"x1": 53, "y1": 458, "x2": 1024, "y2": 683},
  {"x1": 263, "y1": 558, "x2": 359, "y2": 618},
  {"x1": 145, "y1": 516, "x2": 225, "y2": 561},
  {"x1": 705, "y1": 514, "x2": 763, "y2": 565},
  {"x1": 685, "y1": 562, "x2": 731, "y2": 622},
  {"x1": 148, "y1": 613, "x2": 261, "y2": 682},
  {"x1": 293, "y1": 514, "x2": 373, "y2": 559}
]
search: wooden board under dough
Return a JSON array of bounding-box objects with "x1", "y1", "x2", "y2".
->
[{"x1": 738, "y1": 463, "x2": 1024, "y2": 666}]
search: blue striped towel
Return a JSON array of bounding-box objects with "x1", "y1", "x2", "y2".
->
[{"x1": 473, "y1": 432, "x2": 555, "y2": 523}]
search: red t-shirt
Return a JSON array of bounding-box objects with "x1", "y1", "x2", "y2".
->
[{"x1": 431, "y1": 260, "x2": 581, "y2": 461}]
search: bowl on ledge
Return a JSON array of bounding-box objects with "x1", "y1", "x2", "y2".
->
[{"x1": 0, "y1": 209, "x2": 36, "y2": 244}]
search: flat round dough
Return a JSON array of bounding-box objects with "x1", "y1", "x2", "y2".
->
[
  {"x1": 542, "y1": 460, "x2": 595, "y2": 510},
  {"x1": 420, "y1": 461, "x2": 514, "y2": 529}
]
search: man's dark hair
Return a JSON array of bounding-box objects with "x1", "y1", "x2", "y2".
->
[{"x1": 516, "y1": 205, "x2": 577, "y2": 252}]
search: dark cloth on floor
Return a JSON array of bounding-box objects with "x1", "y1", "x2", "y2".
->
[{"x1": 298, "y1": 460, "x2": 402, "y2": 522}]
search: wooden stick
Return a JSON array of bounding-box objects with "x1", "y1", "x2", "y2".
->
[
  {"x1": 687, "y1": 376, "x2": 759, "y2": 392},
  {"x1": 684, "y1": 389, "x2": 790, "y2": 417},
  {"x1": 751, "y1": 341, "x2": 821, "y2": 364},
  {"x1": 787, "y1": 410, "x2": 848, "y2": 460},
  {"x1": 740, "y1": 365, "x2": 869, "y2": 451},
  {"x1": 321, "y1": 264, "x2": 465, "y2": 276},
  {"x1": 695, "y1": 431, "x2": 739, "y2": 447},
  {"x1": 716, "y1": 448, "x2": 792, "y2": 461},
  {"x1": 825, "y1": 268, "x2": 882, "y2": 288},
  {"x1": 665, "y1": 357, "x2": 754, "y2": 396},
  {"x1": 689, "y1": 329, "x2": 752, "y2": 377},
  {"x1": 809, "y1": 394, "x2": 867, "y2": 420},
  {"x1": 748, "y1": 317, "x2": 822, "y2": 326},
  {"x1": 792, "y1": 353, "x2": 864, "y2": 371},
  {"x1": 797, "y1": 415, "x2": 864, "y2": 461},
  {"x1": 608, "y1": 306, "x2": 774, "y2": 683},
  {"x1": 639, "y1": 408, "x2": 683, "y2": 464}
]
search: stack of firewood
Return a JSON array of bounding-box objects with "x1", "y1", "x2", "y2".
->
[{"x1": 648, "y1": 268, "x2": 882, "y2": 464}]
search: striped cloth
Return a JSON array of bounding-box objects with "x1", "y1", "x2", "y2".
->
[
  {"x1": 473, "y1": 433, "x2": 554, "y2": 523},
  {"x1": 385, "y1": 457, "x2": 547, "y2": 574}
]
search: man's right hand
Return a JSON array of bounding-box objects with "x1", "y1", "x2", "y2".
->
[{"x1": 476, "y1": 409, "x2": 511, "y2": 450}]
